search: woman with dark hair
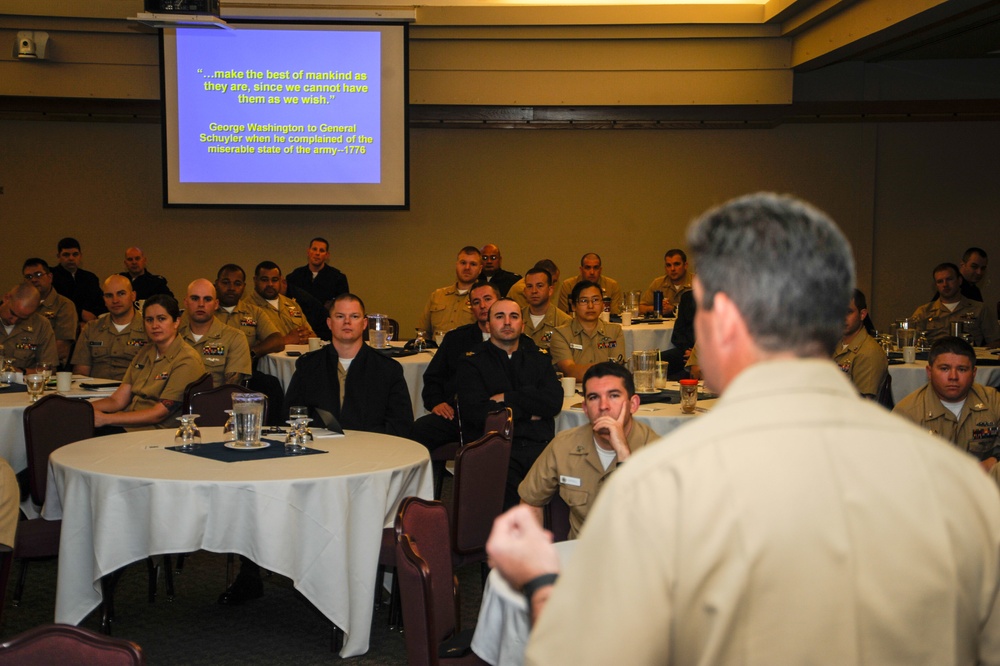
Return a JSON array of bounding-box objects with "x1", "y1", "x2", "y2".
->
[{"x1": 92, "y1": 294, "x2": 205, "y2": 430}]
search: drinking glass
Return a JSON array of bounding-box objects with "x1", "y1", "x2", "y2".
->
[
  {"x1": 39, "y1": 362, "x2": 54, "y2": 388},
  {"x1": 174, "y1": 414, "x2": 202, "y2": 450},
  {"x1": 25, "y1": 374, "x2": 45, "y2": 402},
  {"x1": 632, "y1": 350, "x2": 658, "y2": 393},
  {"x1": 232, "y1": 392, "x2": 266, "y2": 447},
  {"x1": 679, "y1": 379, "x2": 699, "y2": 414},
  {"x1": 222, "y1": 410, "x2": 235, "y2": 441}
]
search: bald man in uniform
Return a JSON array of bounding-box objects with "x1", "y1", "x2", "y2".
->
[
  {"x1": 480, "y1": 244, "x2": 522, "y2": 297},
  {"x1": 120, "y1": 246, "x2": 173, "y2": 300},
  {"x1": 72, "y1": 275, "x2": 148, "y2": 380},
  {"x1": 0, "y1": 283, "x2": 58, "y2": 373},
  {"x1": 179, "y1": 279, "x2": 252, "y2": 387}
]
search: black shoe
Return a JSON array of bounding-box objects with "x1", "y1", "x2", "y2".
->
[{"x1": 217, "y1": 573, "x2": 264, "y2": 606}]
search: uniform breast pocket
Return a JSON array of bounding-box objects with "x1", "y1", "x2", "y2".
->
[
  {"x1": 559, "y1": 486, "x2": 591, "y2": 508},
  {"x1": 89, "y1": 345, "x2": 109, "y2": 360}
]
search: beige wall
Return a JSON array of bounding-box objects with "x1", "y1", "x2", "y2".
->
[{"x1": 2, "y1": 116, "x2": 997, "y2": 333}]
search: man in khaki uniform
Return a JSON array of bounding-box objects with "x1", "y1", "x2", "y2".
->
[
  {"x1": 22, "y1": 258, "x2": 77, "y2": 366},
  {"x1": 557, "y1": 253, "x2": 622, "y2": 315},
  {"x1": 214, "y1": 264, "x2": 284, "y2": 362},
  {"x1": 486, "y1": 194, "x2": 1000, "y2": 665},
  {"x1": 247, "y1": 261, "x2": 315, "y2": 345},
  {"x1": 0, "y1": 283, "x2": 58, "y2": 372},
  {"x1": 520, "y1": 266, "x2": 571, "y2": 351},
  {"x1": 0, "y1": 459, "x2": 17, "y2": 549},
  {"x1": 911, "y1": 262, "x2": 1000, "y2": 346},
  {"x1": 509, "y1": 259, "x2": 560, "y2": 311},
  {"x1": 833, "y1": 289, "x2": 887, "y2": 398},
  {"x1": 179, "y1": 279, "x2": 252, "y2": 388},
  {"x1": 894, "y1": 336, "x2": 1000, "y2": 469},
  {"x1": 549, "y1": 281, "x2": 625, "y2": 382},
  {"x1": 640, "y1": 249, "x2": 694, "y2": 317},
  {"x1": 519, "y1": 362, "x2": 657, "y2": 539},
  {"x1": 417, "y1": 246, "x2": 482, "y2": 338},
  {"x1": 72, "y1": 275, "x2": 148, "y2": 380}
]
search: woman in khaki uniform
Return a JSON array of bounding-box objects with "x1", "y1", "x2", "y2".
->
[{"x1": 92, "y1": 294, "x2": 205, "y2": 430}]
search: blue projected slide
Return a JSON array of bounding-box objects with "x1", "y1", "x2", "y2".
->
[{"x1": 174, "y1": 28, "x2": 381, "y2": 184}]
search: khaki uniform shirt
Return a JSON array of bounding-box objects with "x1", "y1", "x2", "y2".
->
[
  {"x1": 893, "y1": 383, "x2": 1000, "y2": 461},
  {"x1": 418, "y1": 284, "x2": 475, "y2": 337},
  {"x1": 215, "y1": 301, "x2": 281, "y2": 349},
  {"x1": 640, "y1": 273, "x2": 694, "y2": 313},
  {"x1": 179, "y1": 315, "x2": 252, "y2": 388},
  {"x1": 37, "y1": 290, "x2": 78, "y2": 342},
  {"x1": 247, "y1": 291, "x2": 315, "y2": 338},
  {"x1": 70, "y1": 312, "x2": 148, "y2": 380},
  {"x1": 527, "y1": 360, "x2": 1000, "y2": 665},
  {"x1": 122, "y1": 336, "x2": 205, "y2": 429},
  {"x1": 0, "y1": 459, "x2": 17, "y2": 548},
  {"x1": 0, "y1": 313, "x2": 58, "y2": 370},
  {"x1": 549, "y1": 319, "x2": 626, "y2": 367},
  {"x1": 519, "y1": 419, "x2": 658, "y2": 538},
  {"x1": 833, "y1": 327, "x2": 888, "y2": 397},
  {"x1": 558, "y1": 275, "x2": 623, "y2": 315},
  {"x1": 521, "y1": 305, "x2": 572, "y2": 350},
  {"x1": 910, "y1": 297, "x2": 1000, "y2": 346}
]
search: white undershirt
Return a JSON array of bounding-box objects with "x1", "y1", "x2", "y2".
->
[
  {"x1": 941, "y1": 398, "x2": 966, "y2": 419},
  {"x1": 482, "y1": 332, "x2": 491, "y2": 341},
  {"x1": 530, "y1": 313, "x2": 545, "y2": 328},
  {"x1": 2, "y1": 324, "x2": 12, "y2": 336},
  {"x1": 339, "y1": 357, "x2": 354, "y2": 372},
  {"x1": 594, "y1": 439, "x2": 617, "y2": 470},
  {"x1": 191, "y1": 333, "x2": 204, "y2": 343},
  {"x1": 943, "y1": 301, "x2": 960, "y2": 312},
  {"x1": 222, "y1": 305, "x2": 236, "y2": 314},
  {"x1": 266, "y1": 298, "x2": 279, "y2": 308},
  {"x1": 113, "y1": 322, "x2": 129, "y2": 333}
]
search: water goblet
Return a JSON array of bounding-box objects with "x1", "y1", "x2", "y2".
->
[
  {"x1": 39, "y1": 362, "x2": 54, "y2": 389},
  {"x1": 174, "y1": 413, "x2": 202, "y2": 450},
  {"x1": 222, "y1": 409, "x2": 235, "y2": 441},
  {"x1": 25, "y1": 374, "x2": 45, "y2": 402}
]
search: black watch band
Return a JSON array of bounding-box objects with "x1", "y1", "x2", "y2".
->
[{"x1": 521, "y1": 573, "x2": 558, "y2": 610}]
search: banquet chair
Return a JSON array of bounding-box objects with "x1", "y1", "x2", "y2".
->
[
  {"x1": 376, "y1": 412, "x2": 511, "y2": 620},
  {"x1": 0, "y1": 623, "x2": 144, "y2": 665},
  {"x1": 431, "y1": 407, "x2": 511, "y2": 499},
  {"x1": 180, "y1": 373, "x2": 212, "y2": 415},
  {"x1": 874, "y1": 372, "x2": 894, "y2": 410},
  {"x1": 449, "y1": 428, "x2": 512, "y2": 586},
  {"x1": 13, "y1": 394, "x2": 94, "y2": 606},
  {"x1": 188, "y1": 383, "x2": 260, "y2": 426},
  {"x1": 396, "y1": 519, "x2": 487, "y2": 666}
]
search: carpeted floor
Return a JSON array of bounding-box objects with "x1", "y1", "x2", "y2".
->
[{"x1": 0, "y1": 480, "x2": 486, "y2": 664}]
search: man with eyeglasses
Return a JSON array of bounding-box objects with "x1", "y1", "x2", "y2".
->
[
  {"x1": 0, "y1": 282, "x2": 58, "y2": 373},
  {"x1": 549, "y1": 281, "x2": 626, "y2": 382},
  {"x1": 558, "y1": 252, "x2": 623, "y2": 315},
  {"x1": 480, "y1": 243, "x2": 522, "y2": 297},
  {"x1": 22, "y1": 258, "x2": 77, "y2": 366}
]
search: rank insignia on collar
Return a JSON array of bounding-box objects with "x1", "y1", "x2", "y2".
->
[
  {"x1": 465, "y1": 351, "x2": 475, "y2": 356},
  {"x1": 539, "y1": 348, "x2": 549, "y2": 355}
]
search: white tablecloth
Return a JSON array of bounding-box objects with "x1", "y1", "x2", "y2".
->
[
  {"x1": 43, "y1": 427, "x2": 433, "y2": 658},
  {"x1": 258, "y1": 343, "x2": 433, "y2": 417},
  {"x1": 556, "y1": 392, "x2": 716, "y2": 437},
  {"x1": 472, "y1": 540, "x2": 578, "y2": 666},
  {"x1": 0, "y1": 389, "x2": 29, "y2": 473},
  {"x1": 622, "y1": 320, "x2": 675, "y2": 354}
]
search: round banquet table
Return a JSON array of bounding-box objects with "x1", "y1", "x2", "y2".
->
[
  {"x1": 0, "y1": 388, "x2": 31, "y2": 473},
  {"x1": 622, "y1": 319, "x2": 675, "y2": 354},
  {"x1": 259, "y1": 343, "x2": 433, "y2": 417},
  {"x1": 43, "y1": 427, "x2": 433, "y2": 658}
]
